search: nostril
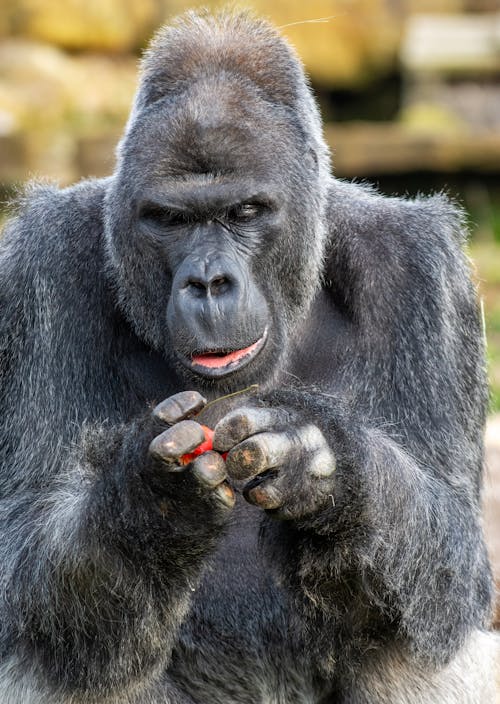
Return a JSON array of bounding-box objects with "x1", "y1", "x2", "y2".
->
[
  {"x1": 209, "y1": 276, "x2": 231, "y2": 296},
  {"x1": 185, "y1": 279, "x2": 207, "y2": 297},
  {"x1": 181, "y1": 273, "x2": 233, "y2": 297}
]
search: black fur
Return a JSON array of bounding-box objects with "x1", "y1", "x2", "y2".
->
[{"x1": 0, "y1": 10, "x2": 496, "y2": 704}]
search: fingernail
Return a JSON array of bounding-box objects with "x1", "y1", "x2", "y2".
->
[
  {"x1": 214, "y1": 482, "x2": 236, "y2": 508},
  {"x1": 153, "y1": 392, "x2": 206, "y2": 424},
  {"x1": 245, "y1": 484, "x2": 282, "y2": 510},
  {"x1": 226, "y1": 443, "x2": 266, "y2": 480},
  {"x1": 192, "y1": 452, "x2": 226, "y2": 487}
]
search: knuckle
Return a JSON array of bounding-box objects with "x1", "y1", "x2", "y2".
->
[
  {"x1": 153, "y1": 391, "x2": 206, "y2": 424},
  {"x1": 150, "y1": 420, "x2": 205, "y2": 459},
  {"x1": 244, "y1": 482, "x2": 283, "y2": 510},
  {"x1": 308, "y1": 447, "x2": 336, "y2": 478},
  {"x1": 213, "y1": 409, "x2": 252, "y2": 451},
  {"x1": 191, "y1": 451, "x2": 227, "y2": 487},
  {"x1": 226, "y1": 439, "x2": 267, "y2": 480},
  {"x1": 296, "y1": 424, "x2": 327, "y2": 452},
  {"x1": 227, "y1": 412, "x2": 252, "y2": 440},
  {"x1": 213, "y1": 407, "x2": 289, "y2": 452},
  {"x1": 263, "y1": 432, "x2": 293, "y2": 467},
  {"x1": 213, "y1": 482, "x2": 236, "y2": 509}
]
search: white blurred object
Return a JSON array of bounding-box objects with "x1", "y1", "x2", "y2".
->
[{"x1": 402, "y1": 14, "x2": 500, "y2": 74}]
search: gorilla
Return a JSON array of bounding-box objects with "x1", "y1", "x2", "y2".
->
[{"x1": 0, "y1": 9, "x2": 497, "y2": 704}]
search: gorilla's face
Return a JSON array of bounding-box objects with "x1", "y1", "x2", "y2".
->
[
  {"x1": 105, "y1": 76, "x2": 327, "y2": 391},
  {"x1": 138, "y1": 178, "x2": 279, "y2": 382}
]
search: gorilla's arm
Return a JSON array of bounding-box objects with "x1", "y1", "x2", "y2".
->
[
  {"x1": 214, "y1": 180, "x2": 492, "y2": 675},
  {"x1": 255, "y1": 391, "x2": 491, "y2": 673},
  {"x1": 0, "y1": 183, "x2": 230, "y2": 699}
]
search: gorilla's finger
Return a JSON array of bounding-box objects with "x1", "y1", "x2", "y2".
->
[
  {"x1": 225, "y1": 431, "x2": 293, "y2": 480},
  {"x1": 213, "y1": 407, "x2": 290, "y2": 452},
  {"x1": 293, "y1": 424, "x2": 329, "y2": 453},
  {"x1": 149, "y1": 420, "x2": 206, "y2": 464},
  {"x1": 191, "y1": 451, "x2": 227, "y2": 488},
  {"x1": 212, "y1": 482, "x2": 236, "y2": 508},
  {"x1": 308, "y1": 446, "x2": 336, "y2": 478},
  {"x1": 243, "y1": 445, "x2": 335, "y2": 514},
  {"x1": 213, "y1": 482, "x2": 236, "y2": 509},
  {"x1": 243, "y1": 481, "x2": 283, "y2": 510},
  {"x1": 153, "y1": 391, "x2": 207, "y2": 425},
  {"x1": 286, "y1": 425, "x2": 336, "y2": 477}
]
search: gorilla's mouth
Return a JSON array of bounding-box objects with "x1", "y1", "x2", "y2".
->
[{"x1": 184, "y1": 330, "x2": 268, "y2": 378}]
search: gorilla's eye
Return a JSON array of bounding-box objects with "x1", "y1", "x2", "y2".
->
[
  {"x1": 139, "y1": 205, "x2": 190, "y2": 229},
  {"x1": 228, "y1": 203, "x2": 264, "y2": 222}
]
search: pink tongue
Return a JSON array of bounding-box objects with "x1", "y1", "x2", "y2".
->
[{"x1": 192, "y1": 339, "x2": 261, "y2": 369}]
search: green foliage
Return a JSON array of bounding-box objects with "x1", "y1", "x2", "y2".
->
[
  {"x1": 491, "y1": 204, "x2": 500, "y2": 245},
  {"x1": 469, "y1": 242, "x2": 500, "y2": 414},
  {"x1": 486, "y1": 309, "x2": 500, "y2": 413}
]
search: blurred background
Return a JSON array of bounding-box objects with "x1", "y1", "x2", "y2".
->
[{"x1": 1, "y1": 0, "x2": 500, "y2": 617}]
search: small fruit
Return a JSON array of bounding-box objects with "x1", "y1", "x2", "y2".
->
[{"x1": 180, "y1": 425, "x2": 228, "y2": 465}]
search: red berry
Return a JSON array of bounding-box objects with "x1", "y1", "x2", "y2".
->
[{"x1": 180, "y1": 425, "x2": 227, "y2": 465}]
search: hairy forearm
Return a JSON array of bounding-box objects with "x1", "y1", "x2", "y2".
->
[
  {"x1": 0, "y1": 417, "x2": 225, "y2": 697},
  {"x1": 258, "y1": 393, "x2": 492, "y2": 671}
]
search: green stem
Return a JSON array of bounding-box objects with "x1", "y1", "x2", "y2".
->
[{"x1": 197, "y1": 384, "x2": 259, "y2": 422}]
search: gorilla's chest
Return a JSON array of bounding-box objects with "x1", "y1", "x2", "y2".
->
[{"x1": 166, "y1": 501, "x2": 322, "y2": 704}]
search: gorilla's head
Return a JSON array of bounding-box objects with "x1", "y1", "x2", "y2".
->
[{"x1": 105, "y1": 10, "x2": 331, "y2": 391}]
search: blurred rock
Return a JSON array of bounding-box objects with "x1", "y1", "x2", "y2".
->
[
  {"x1": 0, "y1": 41, "x2": 75, "y2": 134},
  {"x1": 75, "y1": 133, "x2": 120, "y2": 179},
  {"x1": 0, "y1": 135, "x2": 29, "y2": 183},
  {"x1": 0, "y1": 39, "x2": 135, "y2": 182},
  {"x1": 402, "y1": 13, "x2": 500, "y2": 75},
  {"x1": 403, "y1": 84, "x2": 500, "y2": 132},
  {"x1": 400, "y1": 13, "x2": 500, "y2": 146},
  {"x1": 254, "y1": 0, "x2": 401, "y2": 88},
  {"x1": 4, "y1": 0, "x2": 159, "y2": 51},
  {"x1": 406, "y1": 0, "x2": 466, "y2": 11},
  {"x1": 325, "y1": 122, "x2": 500, "y2": 176},
  {"x1": 400, "y1": 102, "x2": 467, "y2": 132},
  {"x1": 406, "y1": 0, "x2": 498, "y2": 11}
]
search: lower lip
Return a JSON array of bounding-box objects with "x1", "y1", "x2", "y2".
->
[{"x1": 186, "y1": 331, "x2": 267, "y2": 377}]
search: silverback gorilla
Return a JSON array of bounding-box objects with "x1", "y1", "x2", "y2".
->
[{"x1": 0, "y1": 10, "x2": 498, "y2": 704}]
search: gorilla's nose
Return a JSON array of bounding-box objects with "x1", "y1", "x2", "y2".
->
[
  {"x1": 184, "y1": 271, "x2": 234, "y2": 298},
  {"x1": 177, "y1": 255, "x2": 238, "y2": 301},
  {"x1": 169, "y1": 254, "x2": 246, "y2": 335}
]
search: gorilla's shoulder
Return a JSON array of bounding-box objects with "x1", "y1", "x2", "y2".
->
[
  {"x1": 0, "y1": 178, "x2": 114, "y2": 332},
  {"x1": 327, "y1": 178, "x2": 467, "y2": 250},
  {"x1": 0, "y1": 177, "x2": 110, "y2": 280},
  {"x1": 324, "y1": 179, "x2": 474, "y2": 320}
]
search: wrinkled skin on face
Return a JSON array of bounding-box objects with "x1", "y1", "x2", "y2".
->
[{"x1": 105, "y1": 51, "x2": 329, "y2": 393}]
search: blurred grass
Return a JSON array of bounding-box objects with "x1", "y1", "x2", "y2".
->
[
  {"x1": 469, "y1": 241, "x2": 500, "y2": 413},
  {"x1": 468, "y1": 195, "x2": 500, "y2": 413}
]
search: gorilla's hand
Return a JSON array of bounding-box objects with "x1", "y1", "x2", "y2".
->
[
  {"x1": 149, "y1": 391, "x2": 235, "y2": 509},
  {"x1": 213, "y1": 405, "x2": 336, "y2": 519}
]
